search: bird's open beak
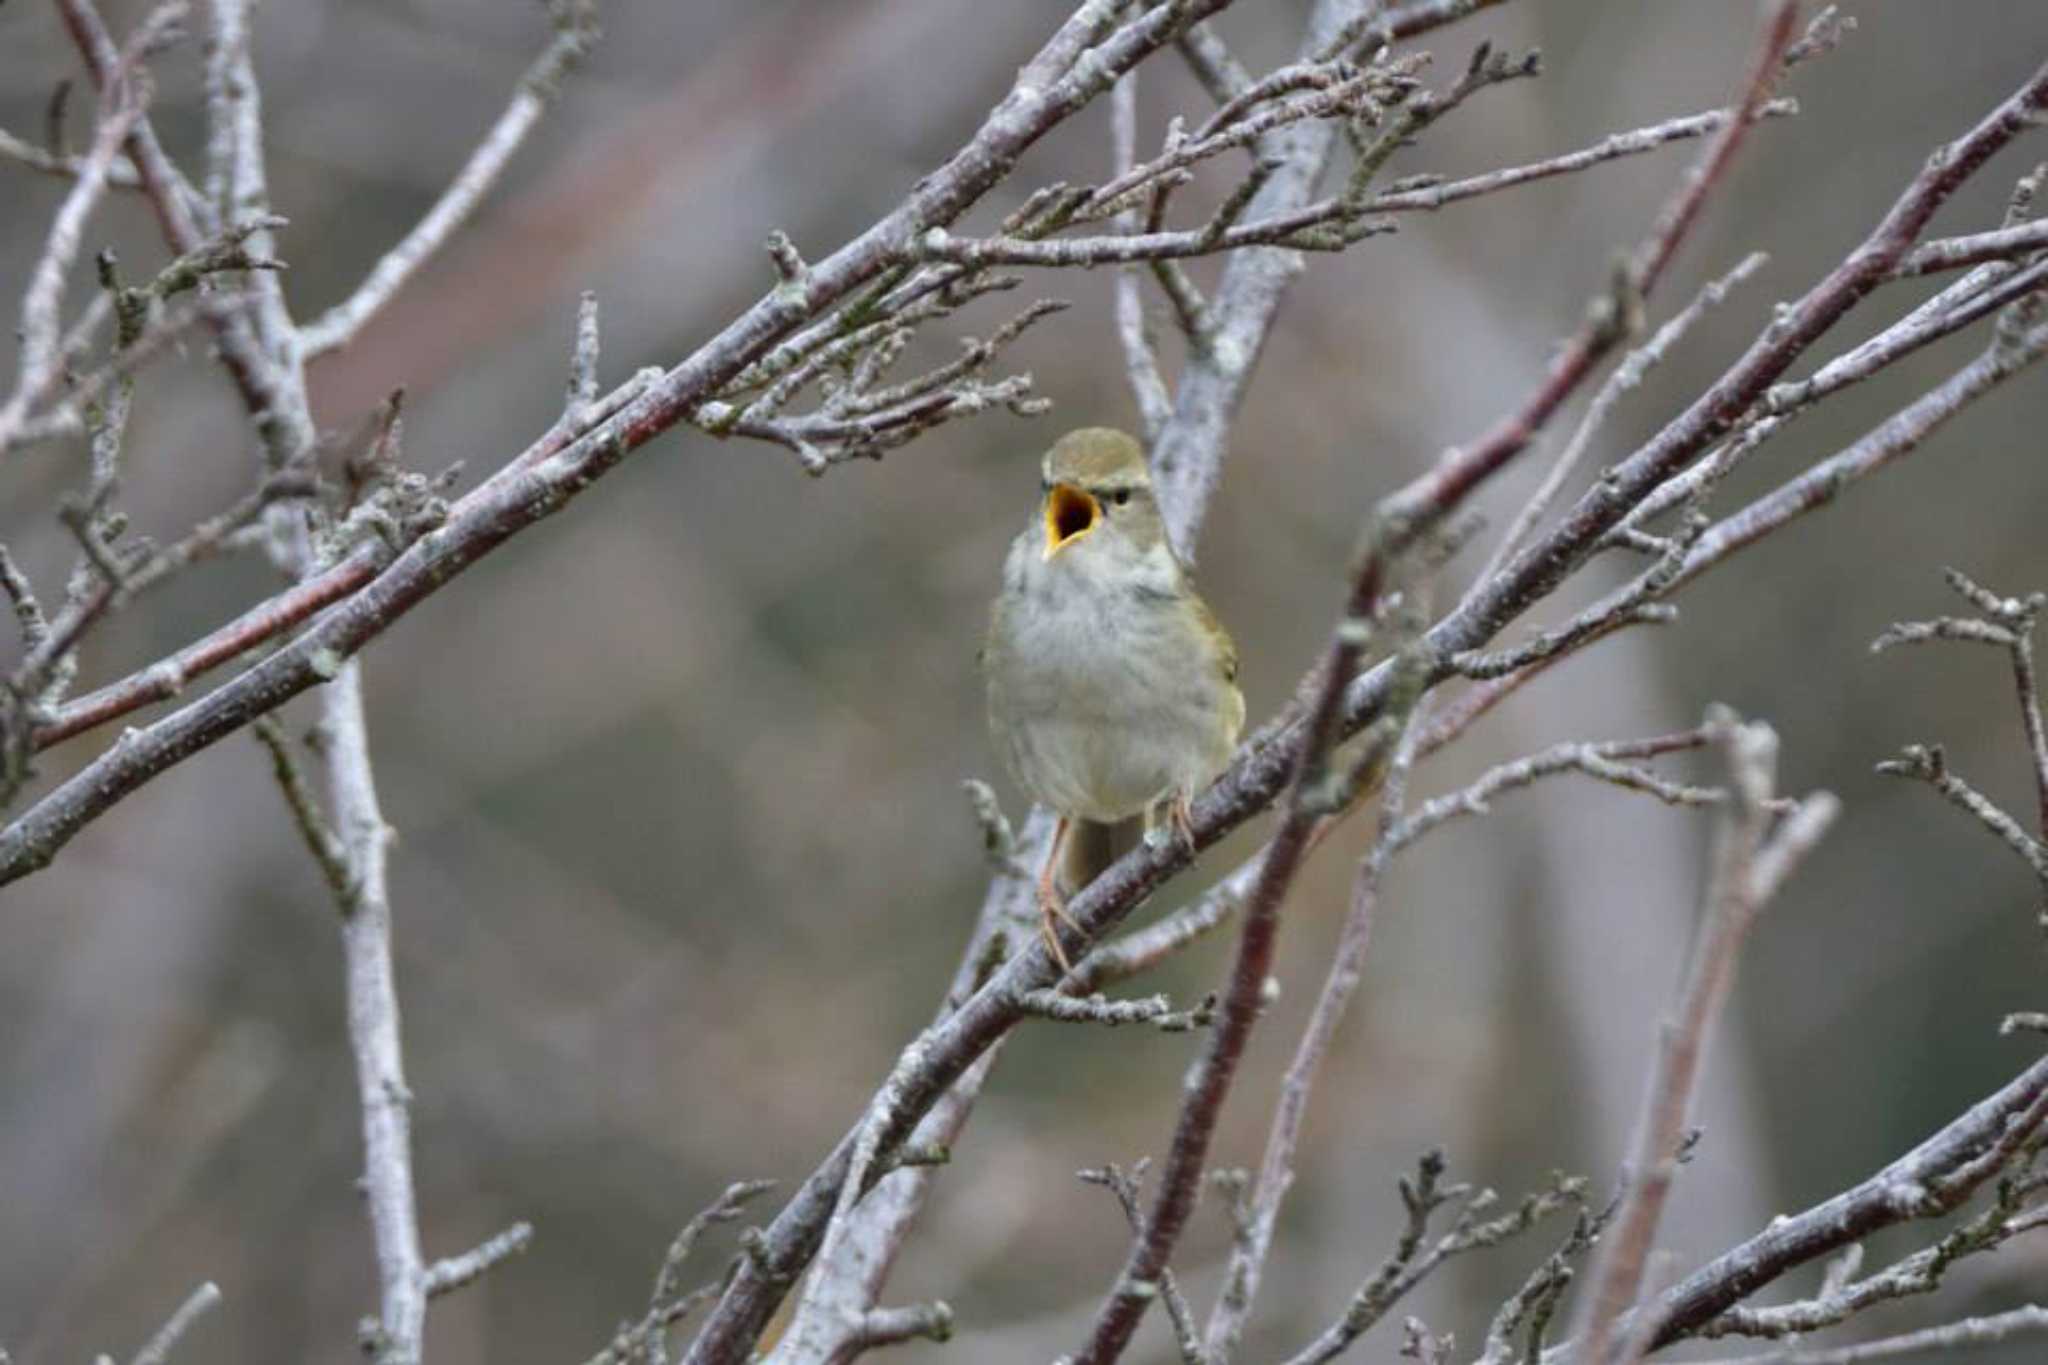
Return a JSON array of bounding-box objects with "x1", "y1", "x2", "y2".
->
[{"x1": 1043, "y1": 482, "x2": 1100, "y2": 560}]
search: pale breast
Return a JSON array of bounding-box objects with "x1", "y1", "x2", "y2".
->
[{"x1": 986, "y1": 533, "x2": 1240, "y2": 821}]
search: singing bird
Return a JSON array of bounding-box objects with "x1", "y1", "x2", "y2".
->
[{"x1": 984, "y1": 428, "x2": 1245, "y2": 969}]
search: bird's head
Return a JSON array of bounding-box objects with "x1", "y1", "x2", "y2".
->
[{"x1": 1037, "y1": 427, "x2": 1166, "y2": 567}]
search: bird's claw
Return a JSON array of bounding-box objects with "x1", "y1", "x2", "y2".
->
[
  {"x1": 1169, "y1": 793, "x2": 1197, "y2": 853},
  {"x1": 1038, "y1": 886, "x2": 1080, "y2": 974}
]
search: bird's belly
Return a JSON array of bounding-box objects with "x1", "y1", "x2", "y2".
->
[
  {"x1": 1009, "y1": 714, "x2": 1186, "y2": 821},
  {"x1": 994, "y1": 597, "x2": 1230, "y2": 821}
]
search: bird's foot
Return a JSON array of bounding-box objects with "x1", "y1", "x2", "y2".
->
[
  {"x1": 1038, "y1": 885, "x2": 1081, "y2": 974},
  {"x1": 1143, "y1": 794, "x2": 1199, "y2": 855},
  {"x1": 1169, "y1": 792, "x2": 1198, "y2": 854},
  {"x1": 1035, "y1": 825, "x2": 1081, "y2": 973}
]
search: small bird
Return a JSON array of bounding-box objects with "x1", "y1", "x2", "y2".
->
[{"x1": 984, "y1": 428, "x2": 1245, "y2": 969}]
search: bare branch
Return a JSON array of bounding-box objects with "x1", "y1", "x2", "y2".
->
[
  {"x1": 1277, "y1": 1152, "x2": 1588, "y2": 1365},
  {"x1": 1111, "y1": 74, "x2": 1172, "y2": 443},
  {"x1": 1476, "y1": 1198, "x2": 1617, "y2": 1365},
  {"x1": 1874, "y1": 569, "x2": 2048, "y2": 851},
  {"x1": 1149, "y1": 0, "x2": 1381, "y2": 560},
  {"x1": 1079, "y1": 1161, "x2": 1204, "y2": 1365},
  {"x1": 1701, "y1": 1306, "x2": 2048, "y2": 1365},
  {"x1": 1875, "y1": 744, "x2": 2048, "y2": 889},
  {"x1": 422, "y1": 1222, "x2": 534, "y2": 1298},
  {"x1": 1387, "y1": 728, "x2": 1725, "y2": 852},
  {"x1": 0, "y1": 125, "x2": 145, "y2": 187},
  {"x1": 28, "y1": 543, "x2": 383, "y2": 751},
  {"x1": 1, "y1": 288, "x2": 254, "y2": 454},
  {"x1": 590, "y1": 1180, "x2": 777, "y2": 1365},
  {"x1": 1572, "y1": 710, "x2": 1837, "y2": 1365},
  {"x1": 0, "y1": 545, "x2": 51, "y2": 653},
  {"x1": 251, "y1": 716, "x2": 352, "y2": 899},
  {"x1": 128, "y1": 1282, "x2": 222, "y2": 1365},
  {"x1": 318, "y1": 661, "x2": 427, "y2": 1365},
  {"x1": 298, "y1": 0, "x2": 600, "y2": 356},
  {"x1": 848, "y1": 1303, "x2": 954, "y2": 1352},
  {"x1": 0, "y1": 6, "x2": 174, "y2": 450},
  {"x1": 1664, "y1": 323, "x2": 2048, "y2": 617},
  {"x1": 1892, "y1": 219, "x2": 2048, "y2": 277},
  {"x1": 1207, "y1": 714, "x2": 1741, "y2": 1363},
  {"x1": 1615, "y1": 256, "x2": 2048, "y2": 539},
  {"x1": 1370, "y1": 100, "x2": 1799, "y2": 215},
  {"x1": 1692, "y1": 1176, "x2": 2048, "y2": 1344},
  {"x1": 1018, "y1": 987, "x2": 1197, "y2": 1027},
  {"x1": 1600, "y1": 1037, "x2": 2048, "y2": 1354},
  {"x1": 768, "y1": 816, "x2": 1046, "y2": 1365},
  {"x1": 1065, "y1": 868, "x2": 1247, "y2": 990},
  {"x1": 1420, "y1": 62, "x2": 2048, "y2": 800},
  {"x1": 1481, "y1": 251, "x2": 1768, "y2": 577},
  {"x1": 911, "y1": 99, "x2": 1806, "y2": 272},
  {"x1": 1203, "y1": 695, "x2": 1422, "y2": 1363}
]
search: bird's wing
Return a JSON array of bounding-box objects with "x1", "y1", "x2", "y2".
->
[{"x1": 1188, "y1": 588, "x2": 1238, "y2": 684}]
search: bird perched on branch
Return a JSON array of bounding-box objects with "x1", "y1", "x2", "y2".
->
[{"x1": 984, "y1": 428, "x2": 1245, "y2": 970}]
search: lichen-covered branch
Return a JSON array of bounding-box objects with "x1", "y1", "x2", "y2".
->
[{"x1": 1613, "y1": 1048, "x2": 2048, "y2": 1352}]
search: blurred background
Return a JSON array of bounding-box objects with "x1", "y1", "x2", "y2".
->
[{"x1": 4, "y1": 1, "x2": 2048, "y2": 1361}]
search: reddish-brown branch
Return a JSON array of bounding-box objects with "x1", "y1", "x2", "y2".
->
[
  {"x1": 1071, "y1": 15, "x2": 1800, "y2": 1362},
  {"x1": 1430, "y1": 56, "x2": 2048, "y2": 740},
  {"x1": 30, "y1": 545, "x2": 383, "y2": 749}
]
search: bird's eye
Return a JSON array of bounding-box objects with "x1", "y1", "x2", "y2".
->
[{"x1": 1112, "y1": 488, "x2": 1131, "y2": 506}]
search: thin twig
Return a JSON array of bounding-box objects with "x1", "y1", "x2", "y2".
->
[
  {"x1": 251, "y1": 716, "x2": 352, "y2": 899},
  {"x1": 589, "y1": 1180, "x2": 777, "y2": 1365},
  {"x1": 1700, "y1": 1305, "x2": 2048, "y2": 1364},
  {"x1": 1080, "y1": 1161, "x2": 1204, "y2": 1365},
  {"x1": 1572, "y1": 710, "x2": 1836, "y2": 1365},
  {"x1": 1614, "y1": 255, "x2": 2048, "y2": 541},
  {"x1": 1694, "y1": 1196, "x2": 2048, "y2": 1343},
  {"x1": 1873, "y1": 569, "x2": 2048, "y2": 851},
  {"x1": 422, "y1": 1222, "x2": 534, "y2": 1298},
  {"x1": 298, "y1": 0, "x2": 599, "y2": 356},
  {"x1": 1202, "y1": 699, "x2": 1420, "y2": 1363},
  {"x1": 911, "y1": 99, "x2": 1799, "y2": 272},
  {"x1": 1892, "y1": 219, "x2": 2048, "y2": 277},
  {"x1": 1388, "y1": 728, "x2": 1726, "y2": 852},
  {"x1": 0, "y1": 125, "x2": 145, "y2": 186},
  {"x1": 128, "y1": 1282, "x2": 222, "y2": 1365},
  {"x1": 1111, "y1": 73, "x2": 1173, "y2": 443},
  {"x1": 1662, "y1": 323, "x2": 2048, "y2": 614},
  {"x1": 1480, "y1": 252, "x2": 1768, "y2": 579},
  {"x1": 1611, "y1": 1048, "x2": 2048, "y2": 1353},
  {"x1": 1874, "y1": 744, "x2": 2048, "y2": 888},
  {"x1": 0, "y1": 7, "x2": 174, "y2": 450},
  {"x1": 1276, "y1": 1153, "x2": 1588, "y2": 1365}
]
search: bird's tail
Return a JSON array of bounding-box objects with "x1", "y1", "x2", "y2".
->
[{"x1": 1062, "y1": 815, "x2": 1141, "y2": 896}]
